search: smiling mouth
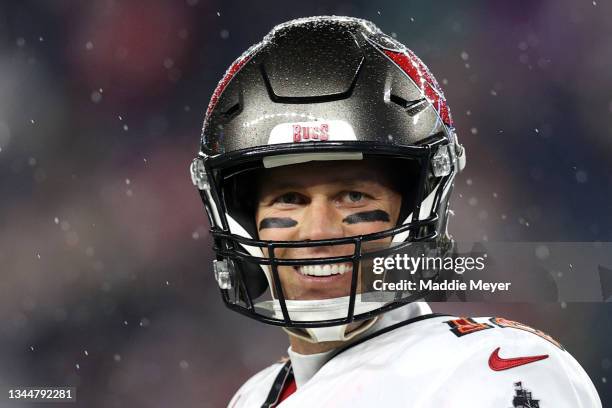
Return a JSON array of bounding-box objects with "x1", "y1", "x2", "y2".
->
[{"x1": 295, "y1": 263, "x2": 353, "y2": 277}]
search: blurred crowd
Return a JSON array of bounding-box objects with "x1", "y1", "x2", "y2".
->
[{"x1": 0, "y1": 0, "x2": 610, "y2": 406}]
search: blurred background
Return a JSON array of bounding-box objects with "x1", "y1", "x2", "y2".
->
[{"x1": 0, "y1": 0, "x2": 610, "y2": 406}]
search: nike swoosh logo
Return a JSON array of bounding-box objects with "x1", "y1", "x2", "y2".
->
[{"x1": 488, "y1": 347, "x2": 549, "y2": 371}]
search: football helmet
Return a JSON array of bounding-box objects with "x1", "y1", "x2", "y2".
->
[{"x1": 191, "y1": 16, "x2": 465, "y2": 342}]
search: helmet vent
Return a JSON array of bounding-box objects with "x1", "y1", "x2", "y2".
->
[
  {"x1": 389, "y1": 95, "x2": 428, "y2": 116},
  {"x1": 222, "y1": 103, "x2": 242, "y2": 120},
  {"x1": 260, "y1": 60, "x2": 363, "y2": 104}
]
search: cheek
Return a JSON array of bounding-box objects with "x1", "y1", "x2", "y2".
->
[
  {"x1": 258, "y1": 227, "x2": 292, "y2": 261},
  {"x1": 258, "y1": 228, "x2": 295, "y2": 241}
]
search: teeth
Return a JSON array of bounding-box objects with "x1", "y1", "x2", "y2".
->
[
  {"x1": 322, "y1": 265, "x2": 331, "y2": 275},
  {"x1": 297, "y1": 263, "x2": 352, "y2": 277}
]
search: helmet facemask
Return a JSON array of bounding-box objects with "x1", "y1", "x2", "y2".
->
[{"x1": 191, "y1": 139, "x2": 457, "y2": 341}]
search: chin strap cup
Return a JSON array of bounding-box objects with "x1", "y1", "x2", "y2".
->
[{"x1": 282, "y1": 317, "x2": 378, "y2": 343}]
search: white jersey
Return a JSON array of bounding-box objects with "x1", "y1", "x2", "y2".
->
[{"x1": 228, "y1": 307, "x2": 601, "y2": 407}]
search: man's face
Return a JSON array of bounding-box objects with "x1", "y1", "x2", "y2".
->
[{"x1": 255, "y1": 159, "x2": 402, "y2": 301}]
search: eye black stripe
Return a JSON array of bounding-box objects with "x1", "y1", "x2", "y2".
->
[
  {"x1": 259, "y1": 217, "x2": 298, "y2": 230},
  {"x1": 342, "y1": 210, "x2": 390, "y2": 224}
]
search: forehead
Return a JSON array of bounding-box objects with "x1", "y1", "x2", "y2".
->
[{"x1": 256, "y1": 159, "x2": 396, "y2": 192}]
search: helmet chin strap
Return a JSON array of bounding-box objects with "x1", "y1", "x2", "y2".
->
[
  {"x1": 259, "y1": 295, "x2": 388, "y2": 343},
  {"x1": 283, "y1": 317, "x2": 378, "y2": 343}
]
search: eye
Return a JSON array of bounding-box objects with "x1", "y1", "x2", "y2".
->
[
  {"x1": 347, "y1": 191, "x2": 364, "y2": 202},
  {"x1": 339, "y1": 191, "x2": 369, "y2": 205},
  {"x1": 273, "y1": 192, "x2": 306, "y2": 206}
]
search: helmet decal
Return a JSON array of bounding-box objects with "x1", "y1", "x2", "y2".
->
[{"x1": 267, "y1": 120, "x2": 356, "y2": 145}]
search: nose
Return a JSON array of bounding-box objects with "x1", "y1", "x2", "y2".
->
[{"x1": 297, "y1": 197, "x2": 344, "y2": 242}]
